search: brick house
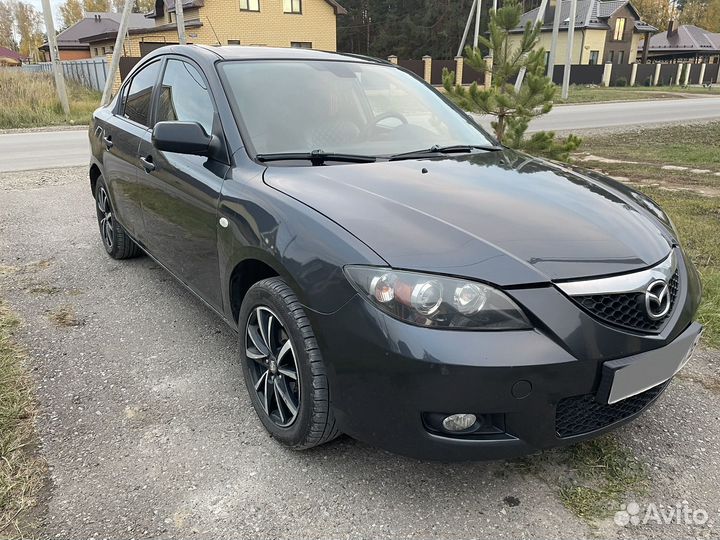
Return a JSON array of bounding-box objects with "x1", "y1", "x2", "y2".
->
[
  {"x1": 39, "y1": 12, "x2": 154, "y2": 61},
  {"x1": 508, "y1": 0, "x2": 657, "y2": 65},
  {"x1": 86, "y1": 0, "x2": 346, "y2": 59}
]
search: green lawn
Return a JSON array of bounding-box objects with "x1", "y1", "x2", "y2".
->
[
  {"x1": 558, "y1": 85, "x2": 720, "y2": 104},
  {"x1": 579, "y1": 123, "x2": 720, "y2": 347}
]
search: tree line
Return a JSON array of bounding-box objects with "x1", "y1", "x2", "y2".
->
[{"x1": 336, "y1": 0, "x2": 720, "y2": 59}]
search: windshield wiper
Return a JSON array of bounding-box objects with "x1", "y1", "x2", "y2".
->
[
  {"x1": 389, "y1": 144, "x2": 502, "y2": 161},
  {"x1": 256, "y1": 149, "x2": 377, "y2": 165}
]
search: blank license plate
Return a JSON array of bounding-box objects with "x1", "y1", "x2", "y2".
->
[{"x1": 597, "y1": 322, "x2": 703, "y2": 405}]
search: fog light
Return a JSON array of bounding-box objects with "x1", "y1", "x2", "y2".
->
[{"x1": 442, "y1": 413, "x2": 477, "y2": 432}]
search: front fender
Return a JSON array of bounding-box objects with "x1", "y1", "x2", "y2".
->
[{"x1": 218, "y1": 168, "x2": 386, "y2": 322}]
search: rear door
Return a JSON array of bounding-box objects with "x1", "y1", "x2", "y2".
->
[
  {"x1": 136, "y1": 57, "x2": 229, "y2": 310},
  {"x1": 101, "y1": 59, "x2": 162, "y2": 237}
]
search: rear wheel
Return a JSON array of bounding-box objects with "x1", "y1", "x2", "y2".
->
[
  {"x1": 95, "y1": 176, "x2": 141, "y2": 259},
  {"x1": 239, "y1": 277, "x2": 339, "y2": 449}
]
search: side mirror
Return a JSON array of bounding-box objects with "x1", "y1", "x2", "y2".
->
[{"x1": 152, "y1": 121, "x2": 212, "y2": 156}]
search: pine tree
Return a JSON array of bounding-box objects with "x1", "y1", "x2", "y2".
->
[{"x1": 442, "y1": 1, "x2": 581, "y2": 161}]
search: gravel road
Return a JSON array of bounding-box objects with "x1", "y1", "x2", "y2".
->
[{"x1": 1, "y1": 167, "x2": 719, "y2": 539}]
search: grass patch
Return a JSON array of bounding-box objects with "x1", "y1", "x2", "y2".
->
[
  {"x1": 579, "y1": 122, "x2": 720, "y2": 173},
  {"x1": 558, "y1": 84, "x2": 720, "y2": 104},
  {"x1": 0, "y1": 302, "x2": 43, "y2": 538},
  {"x1": 49, "y1": 306, "x2": 83, "y2": 327},
  {"x1": 581, "y1": 124, "x2": 720, "y2": 348},
  {"x1": 505, "y1": 436, "x2": 650, "y2": 523},
  {"x1": 557, "y1": 436, "x2": 649, "y2": 521},
  {"x1": 0, "y1": 70, "x2": 100, "y2": 129}
]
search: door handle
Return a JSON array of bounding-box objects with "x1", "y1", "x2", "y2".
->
[
  {"x1": 140, "y1": 155, "x2": 156, "y2": 172},
  {"x1": 103, "y1": 135, "x2": 113, "y2": 150}
]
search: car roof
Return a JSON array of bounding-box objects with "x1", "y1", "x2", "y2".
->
[{"x1": 145, "y1": 44, "x2": 383, "y2": 64}]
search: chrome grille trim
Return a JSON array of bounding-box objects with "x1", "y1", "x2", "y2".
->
[{"x1": 556, "y1": 250, "x2": 677, "y2": 297}]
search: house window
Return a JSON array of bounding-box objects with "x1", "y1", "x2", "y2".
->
[
  {"x1": 228, "y1": 39, "x2": 241, "y2": 45},
  {"x1": 240, "y1": 0, "x2": 259, "y2": 11},
  {"x1": 607, "y1": 50, "x2": 614, "y2": 63},
  {"x1": 588, "y1": 50, "x2": 599, "y2": 64},
  {"x1": 613, "y1": 17, "x2": 626, "y2": 40},
  {"x1": 616, "y1": 50, "x2": 624, "y2": 64},
  {"x1": 284, "y1": 0, "x2": 301, "y2": 13},
  {"x1": 291, "y1": 41, "x2": 312, "y2": 48}
]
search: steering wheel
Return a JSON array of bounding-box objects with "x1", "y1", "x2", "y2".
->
[{"x1": 368, "y1": 111, "x2": 409, "y2": 136}]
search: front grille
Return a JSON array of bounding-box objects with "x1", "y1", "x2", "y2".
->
[
  {"x1": 555, "y1": 382, "x2": 668, "y2": 438},
  {"x1": 574, "y1": 271, "x2": 679, "y2": 333}
]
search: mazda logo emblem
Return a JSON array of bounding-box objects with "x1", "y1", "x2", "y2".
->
[{"x1": 645, "y1": 279, "x2": 671, "y2": 320}]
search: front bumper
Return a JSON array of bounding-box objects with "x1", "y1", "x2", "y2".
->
[{"x1": 306, "y1": 254, "x2": 702, "y2": 461}]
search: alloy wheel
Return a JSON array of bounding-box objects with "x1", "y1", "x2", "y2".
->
[
  {"x1": 96, "y1": 186, "x2": 114, "y2": 250},
  {"x1": 245, "y1": 306, "x2": 301, "y2": 427}
]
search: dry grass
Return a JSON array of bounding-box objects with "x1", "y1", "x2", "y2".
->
[
  {"x1": 48, "y1": 306, "x2": 83, "y2": 327},
  {"x1": 0, "y1": 302, "x2": 44, "y2": 538},
  {"x1": 0, "y1": 69, "x2": 100, "y2": 129}
]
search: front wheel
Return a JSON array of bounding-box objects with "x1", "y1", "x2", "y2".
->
[
  {"x1": 239, "y1": 277, "x2": 339, "y2": 449},
  {"x1": 94, "y1": 176, "x2": 141, "y2": 259}
]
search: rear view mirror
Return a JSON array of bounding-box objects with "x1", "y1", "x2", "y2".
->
[{"x1": 152, "y1": 121, "x2": 212, "y2": 156}]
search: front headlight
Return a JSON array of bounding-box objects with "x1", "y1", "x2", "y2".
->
[{"x1": 344, "y1": 266, "x2": 531, "y2": 330}]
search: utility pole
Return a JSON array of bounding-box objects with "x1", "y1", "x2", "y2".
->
[
  {"x1": 101, "y1": 0, "x2": 134, "y2": 106},
  {"x1": 40, "y1": 0, "x2": 70, "y2": 117},
  {"x1": 457, "y1": 0, "x2": 478, "y2": 57},
  {"x1": 488, "y1": 0, "x2": 497, "y2": 57},
  {"x1": 514, "y1": 0, "x2": 549, "y2": 91},
  {"x1": 561, "y1": 0, "x2": 577, "y2": 99},
  {"x1": 473, "y1": 0, "x2": 482, "y2": 48},
  {"x1": 175, "y1": 0, "x2": 186, "y2": 45},
  {"x1": 546, "y1": 0, "x2": 563, "y2": 77}
]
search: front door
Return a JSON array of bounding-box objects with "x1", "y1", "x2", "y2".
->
[{"x1": 137, "y1": 58, "x2": 229, "y2": 310}]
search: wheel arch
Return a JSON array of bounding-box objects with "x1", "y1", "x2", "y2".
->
[
  {"x1": 229, "y1": 256, "x2": 282, "y2": 324},
  {"x1": 89, "y1": 163, "x2": 102, "y2": 196}
]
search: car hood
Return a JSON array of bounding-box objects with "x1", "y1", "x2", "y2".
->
[{"x1": 263, "y1": 150, "x2": 673, "y2": 285}]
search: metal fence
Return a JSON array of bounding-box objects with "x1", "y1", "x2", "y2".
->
[{"x1": 22, "y1": 58, "x2": 108, "y2": 92}]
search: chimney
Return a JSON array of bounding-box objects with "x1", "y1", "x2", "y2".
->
[{"x1": 667, "y1": 19, "x2": 678, "y2": 36}]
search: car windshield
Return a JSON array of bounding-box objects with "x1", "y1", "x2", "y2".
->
[{"x1": 218, "y1": 59, "x2": 495, "y2": 159}]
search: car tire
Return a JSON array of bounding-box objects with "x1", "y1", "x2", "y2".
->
[
  {"x1": 94, "y1": 176, "x2": 142, "y2": 260},
  {"x1": 239, "y1": 277, "x2": 340, "y2": 449}
]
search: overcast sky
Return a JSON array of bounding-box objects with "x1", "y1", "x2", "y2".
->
[{"x1": 28, "y1": 0, "x2": 64, "y2": 29}]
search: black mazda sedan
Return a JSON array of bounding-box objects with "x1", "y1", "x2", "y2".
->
[{"x1": 88, "y1": 45, "x2": 703, "y2": 460}]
